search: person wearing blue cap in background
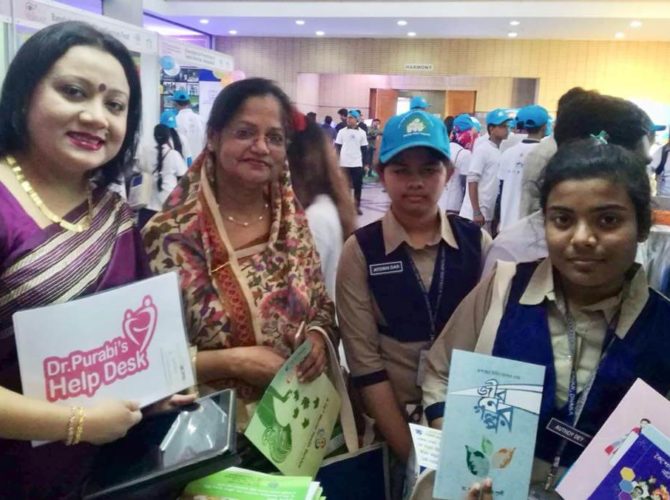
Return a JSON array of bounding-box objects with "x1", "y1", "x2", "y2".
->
[
  {"x1": 336, "y1": 108, "x2": 491, "y2": 499},
  {"x1": 410, "y1": 95, "x2": 429, "y2": 110},
  {"x1": 335, "y1": 109, "x2": 368, "y2": 214},
  {"x1": 442, "y1": 114, "x2": 475, "y2": 213},
  {"x1": 460, "y1": 108, "x2": 511, "y2": 230},
  {"x1": 496, "y1": 104, "x2": 549, "y2": 231},
  {"x1": 160, "y1": 109, "x2": 193, "y2": 166},
  {"x1": 171, "y1": 89, "x2": 206, "y2": 160}
]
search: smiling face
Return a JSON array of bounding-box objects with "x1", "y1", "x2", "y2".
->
[
  {"x1": 25, "y1": 45, "x2": 130, "y2": 177},
  {"x1": 380, "y1": 147, "x2": 449, "y2": 218},
  {"x1": 544, "y1": 177, "x2": 640, "y2": 303},
  {"x1": 211, "y1": 94, "x2": 287, "y2": 187}
]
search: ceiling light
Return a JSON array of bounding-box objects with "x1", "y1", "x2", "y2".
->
[
  {"x1": 295, "y1": 20, "x2": 305, "y2": 25},
  {"x1": 407, "y1": 32, "x2": 417, "y2": 37},
  {"x1": 630, "y1": 20, "x2": 642, "y2": 28},
  {"x1": 508, "y1": 32, "x2": 518, "y2": 38},
  {"x1": 315, "y1": 31, "x2": 325, "y2": 36},
  {"x1": 509, "y1": 20, "x2": 520, "y2": 26},
  {"x1": 229, "y1": 30, "x2": 238, "y2": 35},
  {"x1": 615, "y1": 32, "x2": 625, "y2": 39},
  {"x1": 397, "y1": 20, "x2": 408, "y2": 26},
  {"x1": 199, "y1": 18, "x2": 209, "y2": 25}
]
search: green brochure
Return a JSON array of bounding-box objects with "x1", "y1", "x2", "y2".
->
[
  {"x1": 245, "y1": 340, "x2": 341, "y2": 477},
  {"x1": 182, "y1": 466, "x2": 324, "y2": 500}
]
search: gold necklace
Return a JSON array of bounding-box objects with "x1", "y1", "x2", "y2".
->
[
  {"x1": 6, "y1": 155, "x2": 93, "y2": 233},
  {"x1": 223, "y1": 203, "x2": 269, "y2": 228}
]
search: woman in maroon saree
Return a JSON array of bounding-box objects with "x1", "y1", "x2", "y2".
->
[{"x1": 0, "y1": 22, "x2": 148, "y2": 498}]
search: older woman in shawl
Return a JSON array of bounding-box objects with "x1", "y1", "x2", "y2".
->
[{"x1": 142, "y1": 79, "x2": 336, "y2": 411}]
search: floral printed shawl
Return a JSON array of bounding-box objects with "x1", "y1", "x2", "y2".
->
[{"x1": 142, "y1": 152, "x2": 336, "y2": 401}]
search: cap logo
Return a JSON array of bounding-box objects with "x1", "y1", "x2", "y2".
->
[{"x1": 406, "y1": 117, "x2": 427, "y2": 134}]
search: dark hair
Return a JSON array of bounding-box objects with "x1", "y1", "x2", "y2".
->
[
  {"x1": 324, "y1": 115, "x2": 333, "y2": 125},
  {"x1": 168, "y1": 128, "x2": 183, "y2": 157},
  {"x1": 287, "y1": 120, "x2": 356, "y2": 238},
  {"x1": 337, "y1": 108, "x2": 348, "y2": 117},
  {"x1": 444, "y1": 116, "x2": 455, "y2": 136},
  {"x1": 0, "y1": 21, "x2": 142, "y2": 187},
  {"x1": 525, "y1": 125, "x2": 544, "y2": 135},
  {"x1": 154, "y1": 124, "x2": 172, "y2": 192},
  {"x1": 540, "y1": 139, "x2": 651, "y2": 239},
  {"x1": 207, "y1": 78, "x2": 293, "y2": 138},
  {"x1": 554, "y1": 94, "x2": 648, "y2": 150},
  {"x1": 556, "y1": 87, "x2": 589, "y2": 117},
  {"x1": 306, "y1": 111, "x2": 317, "y2": 122}
]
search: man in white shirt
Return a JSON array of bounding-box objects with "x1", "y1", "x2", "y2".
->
[
  {"x1": 442, "y1": 114, "x2": 473, "y2": 213},
  {"x1": 171, "y1": 89, "x2": 206, "y2": 158},
  {"x1": 460, "y1": 108, "x2": 511, "y2": 231},
  {"x1": 497, "y1": 104, "x2": 549, "y2": 231},
  {"x1": 335, "y1": 110, "x2": 368, "y2": 214},
  {"x1": 648, "y1": 136, "x2": 670, "y2": 196}
]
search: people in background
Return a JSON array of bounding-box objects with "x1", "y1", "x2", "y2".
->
[
  {"x1": 306, "y1": 111, "x2": 317, "y2": 124},
  {"x1": 160, "y1": 108, "x2": 192, "y2": 166},
  {"x1": 337, "y1": 108, "x2": 491, "y2": 498},
  {"x1": 482, "y1": 93, "x2": 659, "y2": 277},
  {"x1": 137, "y1": 124, "x2": 188, "y2": 228},
  {"x1": 365, "y1": 117, "x2": 383, "y2": 170},
  {"x1": 321, "y1": 115, "x2": 337, "y2": 142},
  {"x1": 648, "y1": 131, "x2": 670, "y2": 196},
  {"x1": 335, "y1": 109, "x2": 368, "y2": 215},
  {"x1": 287, "y1": 114, "x2": 356, "y2": 301},
  {"x1": 335, "y1": 107, "x2": 348, "y2": 132},
  {"x1": 497, "y1": 104, "x2": 549, "y2": 231},
  {"x1": 423, "y1": 138, "x2": 670, "y2": 497},
  {"x1": 172, "y1": 88, "x2": 206, "y2": 158},
  {"x1": 143, "y1": 78, "x2": 336, "y2": 417},
  {"x1": 442, "y1": 113, "x2": 476, "y2": 214},
  {"x1": 460, "y1": 108, "x2": 511, "y2": 232},
  {"x1": 518, "y1": 87, "x2": 589, "y2": 218},
  {"x1": 0, "y1": 21, "x2": 148, "y2": 497}
]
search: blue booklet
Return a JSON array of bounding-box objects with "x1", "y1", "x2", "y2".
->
[
  {"x1": 589, "y1": 425, "x2": 670, "y2": 499},
  {"x1": 433, "y1": 350, "x2": 545, "y2": 500}
]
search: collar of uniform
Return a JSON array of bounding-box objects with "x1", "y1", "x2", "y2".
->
[
  {"x1": 519, "y1": 259, "x2": 649, "y2": 339},
  {"x1": 382, "y1": 209, "x2": 459, "y2": 255}
]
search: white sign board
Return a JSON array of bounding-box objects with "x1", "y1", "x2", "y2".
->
[
  {"x1": 13, "y1": 272, "x2": 194, "y2": 410},
  {"x1": 159, "y1": 37, "x2": 233, "y2": 72},
  {"x1": 404, "y1": 63, "x2": 434, "y2": 72},
  {"x1": 12, "y1": 0, "x2": 158, "y2": 54}
]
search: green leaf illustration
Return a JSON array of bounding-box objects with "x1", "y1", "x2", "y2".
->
[
  {"x1": 481, "y1": 437, "x2": 494, "y2": 456},
  {"x1": 301, "y1": 397, "x2": 310, "y2": 409},
  {"x1": 491, "y1": 448, "x2": 516, "y2": 469},
  {"x1": 301, "y1": 418, "x2": 310, "y2": 429},
  {"x1": 313, "y1": 397, "x2": 320, "y2": 409},
  {"x1": 292, "y1": 408, "x2": 299, "y2": 419},
  {"x1": 465, "y1": 445, "x2": 490, "y2": 477}
]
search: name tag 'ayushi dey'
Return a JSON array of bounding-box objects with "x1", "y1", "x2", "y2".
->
[{"x1": 369, "y1": 261, "x2": 404, "y2": 276}]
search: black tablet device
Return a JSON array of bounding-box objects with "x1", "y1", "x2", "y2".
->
[{"x1": 83, "y1": 389, "x2": 239, "y2": 500}]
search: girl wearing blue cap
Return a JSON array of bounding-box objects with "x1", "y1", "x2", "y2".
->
[{"x1": 336, "y1": 109, "x2": 491, "y2": 498}]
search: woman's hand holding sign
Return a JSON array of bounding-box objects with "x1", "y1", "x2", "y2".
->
[{"x1": 83, "y1": 400, "x2": 143, "y2": 444}]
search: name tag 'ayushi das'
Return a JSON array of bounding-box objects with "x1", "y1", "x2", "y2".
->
[{"x1": 369, "y1": 262, "x2": 404, "y2": 276}]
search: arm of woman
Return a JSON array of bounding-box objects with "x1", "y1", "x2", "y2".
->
[
  {"x1": 0, "y1": 386, "x2": 141, "y2": 444},
  {"x1": 422, "y1": 271, "x2": 496, "y2": 429},
  {"x1": 196, "y1": 345, "x2": 287, "y2": 388}
]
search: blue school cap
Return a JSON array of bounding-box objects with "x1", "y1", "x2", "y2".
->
[
  {"x1": 410, "y1": 96, "x2": 430, "y2": 110},
  {"x1": 160, "y1": 110, "x2": 177, "y2": 129},
  {"x1": 516, "y1": 105, "x2": 550, "y2": 129},
  {"x1": 486, "y1": 108, "x2": 512, "y2": 126},
  {"x1": 348, "y1": 109, "x2": 361, "y2": 119},
  {"x1": 453, "y1": 114, "x2": 475, "y2": 132},
  {"x1": 379, "y1": 109, "x2": 450, "y2": 163},
  {"x1": 171, "y1": 89, "x2": 190, "y2": 102}
]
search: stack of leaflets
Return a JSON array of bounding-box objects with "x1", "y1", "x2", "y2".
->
[
  {"x1": 181, "y1": 467, "x2": 325, "y2": 500},
  {"x1": 557, "y1": 379, "x2": 670, "y2": 499},
  {"x1": 433, "y1": 350, "x2": 545, "y2": 500}
]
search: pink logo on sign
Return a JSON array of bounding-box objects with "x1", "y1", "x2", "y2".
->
[{"x1": 42, "y1": 296, "x2": 158, "y2": 402}]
